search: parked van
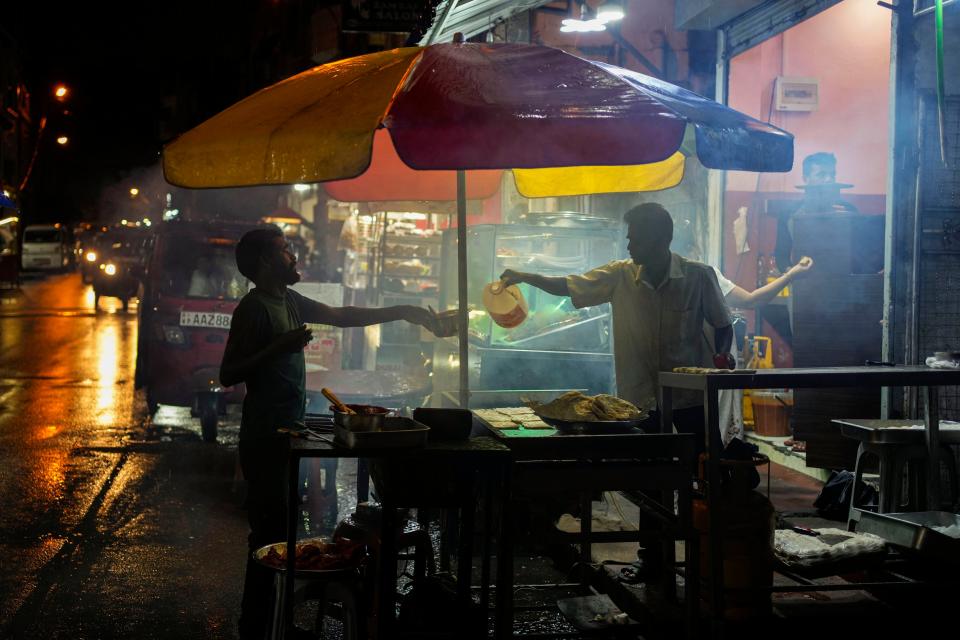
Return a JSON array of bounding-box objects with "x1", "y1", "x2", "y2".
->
[{"x1": 21, "y1": 224, "x2": 72, "y2": 271}]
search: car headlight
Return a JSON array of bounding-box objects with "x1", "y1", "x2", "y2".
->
[
  {"x1": 85, "y1": 251, "x2": 97, "y2": 262},
  {"x1": 104, "y1": 263, "x2": 117, "y2": 276},
  {"x1": 161, "y1": 325, "x2": 186, "y2": 344}
]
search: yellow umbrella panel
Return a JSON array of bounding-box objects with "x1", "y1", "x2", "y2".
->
[
  {"x1": 512, "y1": 152, "x2": 685, "y2": 198},
  {"x1": 164, "y1": 48, "x2": 424, "y2": 188}
]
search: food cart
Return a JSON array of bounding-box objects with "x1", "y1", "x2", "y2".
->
[{"x1": 161, "y1": 40, "x2": 798, "y2": 639}]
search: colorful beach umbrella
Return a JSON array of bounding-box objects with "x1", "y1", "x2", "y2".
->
[{"x1": 163, "y1": 42, "x2": 794, "y2": 407}]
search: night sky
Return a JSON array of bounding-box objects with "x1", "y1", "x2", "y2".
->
[{"x1": 5, "y1": 1, "x2": 261, "y2": 222}]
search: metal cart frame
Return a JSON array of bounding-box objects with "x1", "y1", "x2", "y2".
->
[{"x1": 659, "y1": 365, "x2": 960, "y2": 636}]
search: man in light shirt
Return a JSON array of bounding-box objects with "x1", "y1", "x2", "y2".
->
[{"x1": 501, "y1": 202, "x2": 733, "y2": 451}]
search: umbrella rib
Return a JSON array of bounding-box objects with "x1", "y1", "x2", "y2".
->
[
  {"x1": 379, "y1": 50, "x2": 425, "y2": 128},
  {"x1": 261, "y1": 53, "x2": 421, "y2": 181}
]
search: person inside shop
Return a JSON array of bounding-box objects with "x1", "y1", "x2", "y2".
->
[
  {"x1": 673, "y1": 229, "x2": 815, "y2": 445},
  {"x1": 774, "y1": 151, "x2": 857, "y2": 273},
  {"x1": 220, "y1": 226, "x2": 440, "y2": 640},
  {"x1": 500, "y1": 202, "x2": 734, "y2": 450},
  {"x1": 714, "y1": 259, "x2": 815, "y2": 443}
]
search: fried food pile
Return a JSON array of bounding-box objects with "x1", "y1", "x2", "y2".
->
[
  {"x1": 259, "y1": 537, "x2": 363, "y2": 571},
  {"x1": 530, "y1": 391, "x2": 646, "y2": 422}
]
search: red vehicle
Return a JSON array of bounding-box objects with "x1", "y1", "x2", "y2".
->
[
  {"x1": 135, "y1": 219, "x2": 258, "y2": 442},
  {"x1": 0, "y1": 216, "x2": 19, "y2": 289}
]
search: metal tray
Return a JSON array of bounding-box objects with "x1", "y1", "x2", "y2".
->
[
  {"x1": 833, "y1": 418, "x2": 960, "y2": 444},
  {"x1": 540, "y1": 415, "x2": 647, "y2": 434},
  {"x1": 856, "y1": 510, "x2": 960, "y2": 564},
  {"x1": 253, "y1": 538, "x2": 361, "y2": 577},
  {"x1": 333, "y1": 416, "x2": 429, "y2": 449}
]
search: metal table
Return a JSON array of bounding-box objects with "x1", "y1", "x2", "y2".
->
[
  {"x1": 658, "y1": 365, "x2": 960, "y2": 634},
  {"x1": 480, "y1": 421, "x2": 699, "y2": 638},
  {"x1": 282, "y1": 434, "x2": 511, "y2": 639}
]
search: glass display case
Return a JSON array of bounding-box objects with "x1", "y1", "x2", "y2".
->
[
  {"x1": 432, "y1": 221, "x2": 623, "y2": 407},
  {"x1": 375, "y1": 213, "x2": 443, "y2": 370}
]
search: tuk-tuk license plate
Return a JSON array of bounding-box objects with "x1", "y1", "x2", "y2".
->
[{"x1": 180, "y1": 311, "x2": 232, "y2": 329}]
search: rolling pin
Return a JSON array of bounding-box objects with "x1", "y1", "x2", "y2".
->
[{"x1": 321, "y1": 387, "x2": 355, "y2": 414}]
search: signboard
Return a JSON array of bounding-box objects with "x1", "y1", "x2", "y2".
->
[{"x1": 342, "y1": 0, "x2": 423, "y2": 34}]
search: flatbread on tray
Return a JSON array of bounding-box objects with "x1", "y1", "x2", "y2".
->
[
  {"x1": 672, "y1": 367, "x2": 757, "y2": 374},
  {"x1": 528, "y1": 391, "x2": 647, "y2": 423},
  {"x1": 508, "y1": 417, "x2": 552, "y2": 429},
  {"x1": 484, "y1": 421, "x2": 517, "y2": 430}
]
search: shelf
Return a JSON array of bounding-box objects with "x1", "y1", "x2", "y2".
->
[
  {"x1": 384, "y1": 235, "x2": 442, "y2": 245},
  {"x1": 382, "y1": 274, "x2": 438, "y2": 280},
  {"x1": 379, "y1": 342, "x2": 430, "y2": 348},
  {"x1": 383, "y1": 254, "x2": 441, "y2": 261},
  {"x1": 380, "y1": 292, "x2": 439, "y2": 298}
]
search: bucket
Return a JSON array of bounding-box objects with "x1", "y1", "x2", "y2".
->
[
  {"x1": 751, "y1": 390, "x2": 792, "y2": 437},
  {"x1": 482, "y1": 281, "x2": 528, "y2": 328}
]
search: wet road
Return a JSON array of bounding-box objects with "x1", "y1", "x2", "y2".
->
[{"x1": 0, "y1": 272, "x2": 249, "y2": 639}]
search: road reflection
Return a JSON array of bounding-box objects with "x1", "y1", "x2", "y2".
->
[{"x1": 96, "y1": 323, "x2": 118, "y2": 426}]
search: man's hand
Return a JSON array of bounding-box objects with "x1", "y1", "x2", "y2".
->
[
  {"x1": 273, "y1": 324, "x2": 313, "y2": 354},
  {"x1": 499, "y1": 269, "x2": 524, "y2": 288},
  {"x1": 713, "y1": 353, "x2": 736, "y2": 370},
  {"x1": 787, "y1": 256, "x2": 814, "y2": 280}
]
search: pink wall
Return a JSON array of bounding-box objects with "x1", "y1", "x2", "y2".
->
[{"x1": 726, "y1": 0, "x2": 892, "y2": 195}]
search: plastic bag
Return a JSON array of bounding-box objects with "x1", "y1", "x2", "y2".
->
[
  {"x1": 774, "y1": 527, "x2": 886, "y2": 568},
  {"x1": 813, "y1": 470, "x2": 877, "y2": 521}
]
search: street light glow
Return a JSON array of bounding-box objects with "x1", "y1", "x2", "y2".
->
[
  {"x1": 56, "y1": 136, "x2": 69, "y2": 145},
  {"x1": 129, "y1": 187, "x2": 139, "y2": 196},
  {"x1": 54, "y1": 84, "x2": 69, "y2": 99}
]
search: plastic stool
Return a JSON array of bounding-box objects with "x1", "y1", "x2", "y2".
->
[
  {"x1": 270, "y1": 568, "x2": 364, "y2": 640},
  {"x1": 894, "y1": 444, "x2": 958, "y2": 511},
  {"x1": 338, "y1": 514, "x2": 435, "y2": 581},
  {"x1": 848, "y1": 442, "x2": 958, "y2": 530}
]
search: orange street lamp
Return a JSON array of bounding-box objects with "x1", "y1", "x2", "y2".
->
[
  {"x1": 56, "y1": 135, "x2": 69, "y2": 145},
  {"x1": 129, "y1": 187, "x2": 139, "y2": 196},
  {"x1": 54, "y1": 84, "x2": 69, "y2": 101}
]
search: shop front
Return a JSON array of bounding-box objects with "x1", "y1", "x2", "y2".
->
[{"x1": 695, "y1": 0, "x2": 895, "y2": 469}]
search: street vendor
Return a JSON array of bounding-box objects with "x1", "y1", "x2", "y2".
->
[
  {"x1": 220, "y1": 226, "x2": 440, "y2": 640},
  {"x1": 500, "y1": 202, "x2": 733, "y2": 451}
]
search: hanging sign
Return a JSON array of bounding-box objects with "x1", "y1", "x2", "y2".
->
[{"x1": 342, "y1": 0, "x2": 423, "y2": 34}]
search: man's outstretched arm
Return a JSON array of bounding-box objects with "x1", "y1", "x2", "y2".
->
[
  {"x1": 297, "y1": 296, "x2": 438, "y2": 332},
  {"x1": 499, "y1": 269, "x2": 570, "y2": 297},
  {"x1": 724, "y1": 257, "x2": 813, "y2": 309}
]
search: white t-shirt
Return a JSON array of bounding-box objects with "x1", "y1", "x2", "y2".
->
[{"x1": 711, "y1": 267, "x2": 744, "y2": 445}]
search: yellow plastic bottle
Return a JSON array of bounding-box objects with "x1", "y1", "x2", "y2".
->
[{"x1": 742, "y1": 336, "x2": 773, "y2": 429}]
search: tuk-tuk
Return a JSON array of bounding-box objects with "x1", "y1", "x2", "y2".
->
[
  {"x1": 78, "y1": 225, "x2": 106, "y2": 283},
  {"x1": 0, "y1": 215, "x2": 19, "y2": 289},
  {"x1": 91, "y1": 227, "x2": 150, "y2": 311},
  {"x1": 135, "y1": 219, "x2": 258, "y2": 442}
]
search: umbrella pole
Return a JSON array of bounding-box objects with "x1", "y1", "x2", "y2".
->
[{"x1": 456, "y1": 170, "x2": 469, "y2": 408}]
